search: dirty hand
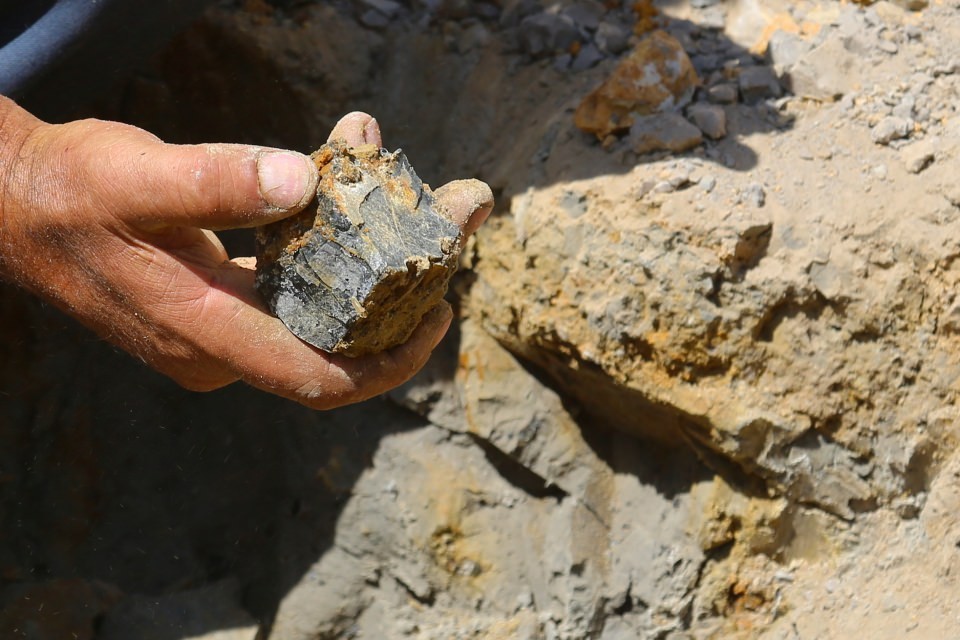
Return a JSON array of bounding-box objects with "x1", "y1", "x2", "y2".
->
[{"x1": 0, "y1": 101, "x2": 493, "y2": 408}]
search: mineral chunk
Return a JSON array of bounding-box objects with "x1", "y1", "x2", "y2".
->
[
  {"x1": 255, "y1": 141, "x2": 462, "y2": 357},
  {"x1": 574, "y1": 30, "x2": 699, "y2": 140}
]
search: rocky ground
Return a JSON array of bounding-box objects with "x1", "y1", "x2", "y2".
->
[{"x1": 3, "y1": 0, "x2": 960, "y2": 638}]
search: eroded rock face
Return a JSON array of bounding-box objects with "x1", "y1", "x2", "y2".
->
[{"x1": 255, "y1": 141, "x2": 461, "y2": 356}]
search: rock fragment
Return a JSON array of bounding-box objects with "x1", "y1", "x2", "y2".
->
[
  {"x1": 783, "y1": 35, "x2": 860, "y2": 101},
  {"x1": 628, "y1": 112, "x2": 703, "y2": 154},
  {"x1": 707, "y1": 82, "x2": 739, "y2": 104},
  {"x1": 687, "y1": 103, "x2": 727, "y2": 139},
  {"x1": 902, "y1": 142, "x2": 936, "y2": 173},
  {"x1": 570, "y1": 42, "x2": 604, "y2": 71},
  {"x1": 519, "y1": 12, "x2": 579, "y2": 57},
  {"x1": 594, "y1": 19, "x2": 631, "y2": 54},
  {"x1": 575, "y1": 30, "x2": 699, "y2": 139},
  {"x1": 358, "y1": 0, "x2": 404, "y2": 28},
  {"x1": 738, "y1": 65, "x2": 783, "y2": 103},
  {"x1": 740, "y1": 182, "x2": 767, "y2": 207},
  {"x1": 871, "y1": 116, "x2": 912, "y2": 145},
  {"x1": 255, "y1": 141, "x2": 462, "y2": 357}
]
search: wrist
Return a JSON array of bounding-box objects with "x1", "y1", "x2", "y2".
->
[{"x1": 0, "y1": 96, "x2": 47, "y2": 283}]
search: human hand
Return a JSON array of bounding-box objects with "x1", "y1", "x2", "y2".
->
[{"x1": 0, "y1": 101, "x2": 493, "y2": 409}]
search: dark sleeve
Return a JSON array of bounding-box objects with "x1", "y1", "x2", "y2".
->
[{"x1": 0, "y1": 0, "x2": 214, "y2": 120}]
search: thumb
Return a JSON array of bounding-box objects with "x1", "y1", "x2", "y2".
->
[
  {"x1": 127, "y1": 141, "x2": 319, "y2": 230},
  {"x1": 49, "y1": 119, "x2": 319, "y2": 231}
]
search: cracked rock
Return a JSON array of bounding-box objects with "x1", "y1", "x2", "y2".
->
[{"x1": 255, "y1": 141, "x2": 461, "y2": 356}]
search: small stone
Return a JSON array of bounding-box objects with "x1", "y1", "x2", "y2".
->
[
  {"x1": 594, "y1": 19, "x2": 631, "y2": 55},
  {"x1": 871, "y1": 116, "x2": 912, "y2": 145},
  {"x1": 707, "y1": 83, "x2": 738, "y2": 104},
  {"x1": 627, "y1": 113, "x2": 703, "y2": 155},
  {"x1": 767, "y1": 30, "x2": 812, "y2": 72},
  {"x1": 697, "y1": 5, "x2": 726, "y2": 30},
  {"x1": 892, "y1": 95, "x2": 915, "y2": 120},
  {"x1": 575, "y1": 30, "x2": 700, "y2": 139},
  {"x1": 359, "y1": 0, "x2": 403, "y2": 17},
  {"x1": 741, "y1": 183, "x2": 766, "y2": 207},
  {"x1": 738, "y1": 65, "x2": 782, "y2": 104},
  {"x1": 255, "y1": 141, "x2": 462, "y2": 356},
  {"x1": 700, "y1": 174, "x2": 717, "y2": 193},
  {"x1": 786, "y1": 36, "x2": 860, "y2": 101},
  {"x1": 691, "y1": 53, "x2": 722, "y2": 74},
  {"x1": 499, "y1": 0, "x2": 540, "y2": 28},
  {"x1": 902, "y1": 139, "x2": 937, "y2": 173},
  {"x1": 519, "y1": 12, "x2": 580, "y2": 57},
  {"x1": 876, "y1": 38, "x2": 899, "y2": 55},
  {"x1": 570, "y1": 42, "x2": 605, "y2": 71},
  {"x1": 562, "y1": 0, "x2": 605, "y2": 32},
  {"x1": 687, "y1": 103, "x2": 727, "y2": 139}
]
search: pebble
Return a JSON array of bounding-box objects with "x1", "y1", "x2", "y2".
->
[
  {"x1": 707, "y1": 83, "x2": 739, "y2": 104},
  {"x1": 628, "y1": 113, "x2": 703, "y2": 155},
  {"x1": 877, "y1": 38, "x2": 900, "y2": 55},
  {"x1": 519, "y1": 12, "x2": 580, "y2": 57},
  {"x1": 738, "y1": 65, "x2": 783, "y2": 104},
  {"x1": 687, "y1": 103, "x2": 727, "y2": 139},
  {"x1": 892, "y1": 95, "x2": 915, "y2": 120},
  {"x1": 562, "y1": 0, "x2": 605, "y2": 32},
  {"x1": 741, "y1": 183, "x2": 766, "y2": 207},
  {"x1": 594, "y1": 19, "x2": 631, "y2": 55},
  {"x1": 901, "y1": 139, "x2": 937, "y2": 173},
  {"x1": 871, "y1": 116, "x2": 912, "y2": 145},
  {"x1": 360, "y1": 0, "x2": 404, "y2": 18},
  {"x1": 700, "y1": 175, "x2": 717, "y2": 193},
  {"x1": 695, "y1": 5, "x2": 726, "y2": 30},
  {"x1": 691, "y1": 53, "x2": 722, "y2": 74},
  {"x1": 571, "y1": 42, "x2": 605, "y2": 71},
  {"x1": 767, "y1": 30, "x2": 813, "y2": 71},
  {"x1": 499, "y1": 0, "x2": 540, "y2": 27}
]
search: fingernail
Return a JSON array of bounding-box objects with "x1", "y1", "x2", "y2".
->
[
  {"x1": 363, "y1": 117, "x2": 381, "y2": 145},
  {"x1": 257, "y1": 152, "x2": 316, "y2": 210}
]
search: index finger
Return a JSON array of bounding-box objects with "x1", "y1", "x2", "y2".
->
[{"x1": 211, "y1": 260, "x2": 451, "y2": 410}]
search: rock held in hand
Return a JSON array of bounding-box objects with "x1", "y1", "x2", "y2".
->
[{"x1": 255, "y1": 141, "x2": 462, "y2": 357}]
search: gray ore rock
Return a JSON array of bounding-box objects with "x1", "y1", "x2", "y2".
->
[{"x1": 255, "y1": 141, "x2": 462, "y2": 356}]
